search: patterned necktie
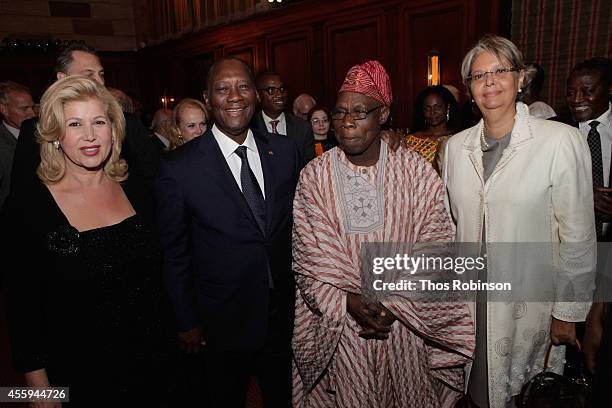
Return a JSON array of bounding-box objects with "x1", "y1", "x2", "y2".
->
[
  {"x1": 270, "y1": 120, "x2": 279, "y2": 134},
  {"x1": 587, "y1": 121, "x2": 603, "y2": 237},
  {"x1": 235, "y1": 146, "x2": 266, "y2": 235}
]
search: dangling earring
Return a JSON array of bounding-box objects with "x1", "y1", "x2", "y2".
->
[
  {"x1": 53, "y1": 140, "x2": 60, "y2": 149},
  {"x1": 446, "y1": 109, "x2": 450, "y2": 122}
]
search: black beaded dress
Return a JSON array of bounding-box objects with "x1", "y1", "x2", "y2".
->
[{"x1": 3, "y1": 177, "x2": 174, "y2": 407}]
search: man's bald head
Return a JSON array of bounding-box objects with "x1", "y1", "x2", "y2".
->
[
  {"x1": 151, "y1": 108, "x2": 173, "y2": 137},
  {"x1": 293, "y1": 93, "x2": 316, "y2": 120}
]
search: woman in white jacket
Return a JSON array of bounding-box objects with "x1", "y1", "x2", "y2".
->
[{"x1": 444, "y1": 34, "x2": 596, "y2": 407}]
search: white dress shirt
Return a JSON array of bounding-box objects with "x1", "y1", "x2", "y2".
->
[
  {"x1": 579, "y1": 102, "x2": 612, "y2": 234},
  {"x1": 262, "y1": 111, "x2": 287, "y2": 136},
  {"x1": 211, "y1": 124, "x2": 265, "y2": 198},
  {"x1": 154, "y1": 132, "x2": 170, "y2": 148},
  {"x1": 579, "y1": 102, "x2": 612, "y2": 187},
  {"x1": 2, "y1": 121, "x2": 19, "y2": 139}
]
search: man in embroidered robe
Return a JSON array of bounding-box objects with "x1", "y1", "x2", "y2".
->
[{"x1": 291, "y1": 60, "x2": 475, "y2": 407}]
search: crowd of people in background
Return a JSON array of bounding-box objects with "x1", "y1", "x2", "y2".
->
[{"x1": 0, "y1": 35, "x2": 611, "y2": 408}]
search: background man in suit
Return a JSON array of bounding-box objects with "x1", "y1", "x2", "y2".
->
[
  {"x1": 155, "y1": 56, "x2": 300, "y2": 408},
  {"x1": 150, "y1": 108, "x2": 173, "y2": 150},
  {"x1": 293, "y1": 92, "x2": 316, "y2": 120},
  {"x1": 10, "y1": 43, "x2": 159, "y2": 196},
  {"x1": 107, "y1": 87, "x2": 135, "y2": 113},
  {"x1": 252, "y1": 71, "x2": 315, "y2": 165},
  {"x1": 552, "y1": 57, "x2": 612, "y2": 407},
  {"x1": 552, "y1": 57, "x2": 612, "y2": 240},
  {"x1": 0, "y1": 81, "x2": 35, "y2": 209}
]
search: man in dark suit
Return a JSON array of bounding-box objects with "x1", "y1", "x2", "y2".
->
[
  {"x1": 550, "y1": 57, "x2": 612, "y2": 241},
  {"x1": 155, "y1": 57, "x2": 300, "y2": 408},
  {"x1": 251, "y1": 71, "x2": 315, "y2": 165},
  {"x1": 551, "y1": 57, "x2": 612, "y2": 407},
  {"x1": 150, "y1": 108, "x2": 173, "y2": 150},
  {"x1": 0, "y1": 81, "x2": 35, "y2": 210},
  {"x1": 10, "y1": 43, "x2": 159, "y2": 196}
]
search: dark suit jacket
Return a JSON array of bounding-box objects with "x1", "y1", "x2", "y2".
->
[
  {"x1": 549, "y1": 115, "x2": 578, "y2": 128},
  {"x1": 151, "y1": 133, "x2": 168, "y2": 151},
  {"x1": 155, "y1": 128, "x2": 300, "y2": 351},
  {"x1": 10, "y1": 112, "x2": 160, "y2": 196},
  {"x1": 0, "y1": 123, "x2": 17, "y2": 210},
  {"x1": 251, "y1": 111, "x2": 315, "y2": 166}
]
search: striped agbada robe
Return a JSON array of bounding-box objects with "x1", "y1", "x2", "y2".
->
[{"x1": 292, "y1": 141, "x2": 475, "y2": 408}]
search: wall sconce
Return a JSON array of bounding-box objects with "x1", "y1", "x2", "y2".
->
[
  {"x1": 160, "y1": 96, "x2": 175, "y2": 109},
  {"x1": 427, "y1": 50, "x2": 440, "y2": 86}
]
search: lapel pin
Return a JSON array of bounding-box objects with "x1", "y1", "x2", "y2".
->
[{"x1": 268, "y1": 150, "x2": 274, "y2": 156}]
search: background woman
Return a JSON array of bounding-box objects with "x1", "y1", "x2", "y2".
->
[
  {"x1": 3, "y1": 76, "x2": 172, "y2": 407},
  {"x1": 404, "y1": 85, "x2": 460, "y2": 170},
  {"x1": 444, "y1": 34, "x2": 595, "y2": 407},
  {"x1": 307, "y1": 105, "x2": 337, "y2": 156},
  {"x1": 168, "y1": 98, "x2": 208, "y2": 149},
  {"x1": 517, "y1": 62, "x2": 557, "y2": 119}
]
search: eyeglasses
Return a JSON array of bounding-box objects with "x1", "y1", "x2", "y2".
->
[
  {"x1": 467, "y1": 67, "x2": 520, "y2": 83},
  {"x1": 311, "y1": 118, "x2": 329, "y2": 125},
  {"x1": 331, "y1": 105, "x2": 382, "y2": 121},
  {"x1": 257, "y1": 86, "x2": 288, "y2": 95}
]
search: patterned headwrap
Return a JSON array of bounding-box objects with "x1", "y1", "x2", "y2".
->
[{"x1": 339, "y1": 60, "x2": 393, "y2": 107}]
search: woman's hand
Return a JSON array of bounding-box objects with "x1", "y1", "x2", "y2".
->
[
  {"x1": 24, "y1": 368, "x2": 50, "y2": 388},
  {"x1": 380, "y1": 129, "x2": 404, "y2": 152},
  {"x1": 550, "y1": 316, "x2": 576, "y2": 345},
  {"x1": 28, "y1": 401, "x2": 61, "y2": 408},
  {"x1": 24, "y1": 369, "x2": 61, "y2": 408}
]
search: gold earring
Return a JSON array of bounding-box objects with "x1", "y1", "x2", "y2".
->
[{"x1": 53, "y1": 140, "x2": 60, "y2": 149}]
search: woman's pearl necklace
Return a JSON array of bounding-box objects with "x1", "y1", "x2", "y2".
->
[{"x1": 480, "y1": 125, "x2": 490, "y2": 149}]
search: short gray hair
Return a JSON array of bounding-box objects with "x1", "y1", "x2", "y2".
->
[
  {"x1": 461, "y1": 34, "x2": 525, "y2": 89},
  {"x1": 0, "y1": 81, "x2": 31, "y2": 105}
]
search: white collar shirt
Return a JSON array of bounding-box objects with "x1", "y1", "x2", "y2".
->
[
  {"x1": 579, "y1": 102, "x2": 612, "y2": 234},
  {"x1": 2, "y1": 121, "x2": 19, "y2": 139},
  {"x1": 578, "y1": 103, "x2": 612, "y2": 187},
  {"x1": 211, "y1": 124, "x2": 265, "y2": 199},
  {"x1": 262, "y1": 111, "x2": 287, "y2": 136},
  {"x1": 154, "y1": 132, "x2": 170, "y2": 148}
]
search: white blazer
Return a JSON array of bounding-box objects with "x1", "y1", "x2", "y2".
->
[{"x1": 443, "y1": 102, "x2": 596, "y2": 407}]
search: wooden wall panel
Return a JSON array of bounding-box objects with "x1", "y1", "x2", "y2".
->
[
  {"x1": 0, "y1": 0, "x2": 509, "y2": 130},
  {"x1": 324, "y1": 17, "x2": 381, "y2": 109},
  {"x1": 267, "y1": 34, "x2": 311, "y2": 107},
  {"x1": 224, "y1": 45, "x2": 255, "y2": 70},
  {"x1": 0, "y1": 52, "x2": 138, "y2": 103},
  {"x1": 399, "y1": 2, "x2": 468, "y2": 125},
  {"x1": 130, "y1": 0, "x2": 501, "y2": 127}
]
